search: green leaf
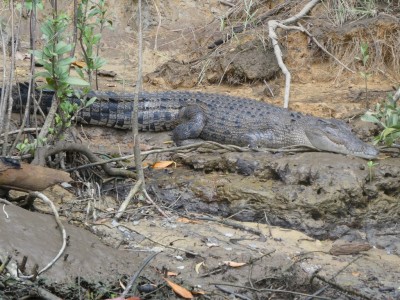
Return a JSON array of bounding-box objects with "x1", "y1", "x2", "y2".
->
[
  {"x1": 93, "y1": 57, "x2": 106, "y2": 69},
  {"x1": 388, "y1": 114, "x2": 399, "y2": 127},
  {"x1": 38, "y1": 83, "x2": 56, "y2": 91},
  {"x1": 34, "y1": 71, "x2": 53, "y2": 79},
  {"x1": 63, "y1": 77, "x2": 90, "y2": 86},
  {"x1": 85, "y1": 97, "x2": 97, "y2": 107},
  {"x1": 362, "y1": 55, "x2": 369, "y2": 65},
  {"x1": 43, "y1": 46, "x2": 55, "y2": 58},
  {"x1": 55, "y1": 41, "x2": 72, "y2": 55},
  {"x1": 41, "y1": 22, "x2": 54, "y2": 39},
  {"x1": 54, "y1": 65, "x2": 70, "y2": 80},
  {"x1": 361, "y1": 114, "x2": 381, "y2": 124},
  {"x1": 37, "y1": 2, "x2": 44, "y2": 10},
  {"x1": 58, "y1": 57, "x2": 75, "y2": 66},
  {"x1": 382, "y1": 127, "x2": 397, "y2": 139},
  {"x1": 88, "y1": 8, "x2": 101, "y2": 18},
  {"x1": 33, "y1": 49, "x2": 44, "y2": 59},
  {"x1": 92, "y1": 33, "x2": 102, "y2": 45},
  {"x1": 74, "y1": 66, "x2": 85, "y2": 79}
]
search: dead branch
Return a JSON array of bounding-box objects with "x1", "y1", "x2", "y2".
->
[
  {"x1": 10, "y1": 0, "x2": 38, "y2": 154},
  {"x1": 32, "y1": 140, "x2": 137, "y2": 179},
  {"x1": 308, "y1": 255, "x2": 367, "y2": 300},
  {"x1": 120, "y1": 252, "x2": 160, "y2": 298},
  {"x1": 0, "y1": 127, "x2": 41, "y2": 138},
  {"x1": 144, "y1": 188, "x2": 169, "y2": 217},
  {"x1": 218, "y1": 0, "x2": 235, "y2": 8},
  {"x1": 0, "y1": 23, "x2": 7, "y2": 134},
  {"x1": 151, "y1": 0, "x2": 162, "y2": 51},
  {"x1": 268, "y1": 0, "x2": 321, "y2": 108},
  {"x1": 114, "y1": 223, "x2": 199, "y2": 257},
  {"x1": 1, "y1": 3, "x2": 22, "y2": 156},
  {"x1": 216, "y1": 285, "x2": 252, "y2": 300},
  {"x1": 116, "y1": 0, "x2": 149, "y2": 221},
  {"x1": 114, "y1": 178, "x2": 143, "y2": 221},
  {"x1": 296, "y1": 22, "x2": 355, "y2": 74},
  {"x1": 195, "y1": 215, "x2": 266, "y2": 238},
  {"x1": 67, "y1": 141, "x2": 316, "y2": 172},
  {"x1": 214, "y1": 282, "x2": 332, "y2": 299},
  {"x1": 19, "y1": 191, "x2": 67, "y2": 278},
  {"x1": 114, "y1": 178, "x2": 168, "y2": 220}
]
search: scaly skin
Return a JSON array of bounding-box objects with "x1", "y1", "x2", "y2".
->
[{"x1": 11, "y1": 84, "x2": 379, "y2": 159}]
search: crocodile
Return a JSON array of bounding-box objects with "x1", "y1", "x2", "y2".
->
[{"x1": 11, "y1": 83, "x2": 379, "y2": 159}]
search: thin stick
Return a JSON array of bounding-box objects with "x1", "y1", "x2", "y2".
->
[
  {"x1": 19, "y1": 192, "x2": 67, "y2": 278},
  {"x1": 117, "y1": 0, "x2": 148, "y2": 221},
  {"x1": 116, "y1": 224, "x2": 199, "y2": 257},
  {"x1": 297, "y1": 22, "x2": 354, "y2": 73},
  {"x1": 132, "y1": 0, "x2": 145, "y2": 187},
  {"x1": 114, "y1": 178, "x2": 143, "y2": 221},
  {"x1": 214, "y1": 282, "x2": 331, "y2": 299},
  {"x1": 143, "y1": 188, "x2": 169, "y2": 218},
  {"x1": 0, "y1": 127, "x2": 41, "y2": 137},
  {"x1": 120, "y1": 252, "x2": 160, "y2": 298},
  {"x1": 67, "y1": 141, "x2": 315, "y2": 172},
  {"x1": 2, "y1": 0, "x2": 20, "y2": 155},
  {"x1": 0, "y1": 15, "x2": 8, "y2": 135},
  {"x1": 151, "y1": 0, "x2": 162, "y2": 51}
]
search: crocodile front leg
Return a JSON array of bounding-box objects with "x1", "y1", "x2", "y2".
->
[{"x1": 172, "y1": 105, "x2": 206, "y2": 145}]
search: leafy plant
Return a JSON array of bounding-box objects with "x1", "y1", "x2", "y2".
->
[
  {"x1": 243, "y1": 0, "x2": 257, "y2": 30},
  {"x1": 34, "y1": 14, "x2": 88, "y2": 90},
  {"x1": 367, "y1": 160, "x2": 379, "y2": 182},
  {"x1": 355, "y1": 42, "x2": 372, "y2": 106},
  {"x1": 19, "y1": 0, "x2": 44, "y2": 11},
  {"x1": 362, "y1": 92, "x2": 400, "y2": 146},
  {"x1": 16, "y1": 137, "x2": 47, "y2": 155},
  {"x1": 76, "y1": 0, "x2": 111, "y2": 88},
  {"x1": 33, "y1": 12, "x2": 89, "y2": 137}
]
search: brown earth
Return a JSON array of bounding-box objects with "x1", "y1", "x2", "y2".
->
[{"x1": 1, "y1": 1, "x2": 400, "y2": 299}]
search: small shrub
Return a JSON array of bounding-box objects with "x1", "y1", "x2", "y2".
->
[{"x1": 362, "y1": 93, "x2": 400, "y2": 146}]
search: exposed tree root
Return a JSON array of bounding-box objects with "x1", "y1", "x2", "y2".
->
[{"x1": 32, "y1": 140, "x2": 137, "y2": 179}]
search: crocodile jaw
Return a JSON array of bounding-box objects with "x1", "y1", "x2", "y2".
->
[
  {"x1": 311, "y1": 136, "x2": 379, "y2": 159},
  {"x1": 304, "y1": 123, "x2": 379, "y2": 159}
]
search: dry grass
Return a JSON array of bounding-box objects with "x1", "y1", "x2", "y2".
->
[{"x1": 320, "y1": 15, "x2": 400, "y2": 79}]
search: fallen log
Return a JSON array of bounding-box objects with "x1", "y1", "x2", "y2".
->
[{"x1": 0, "y1": 157, "x2": 71, "y2": 192}]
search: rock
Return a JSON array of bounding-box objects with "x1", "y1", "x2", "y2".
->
[
  {"x1": 162, "y1": 151, "x2": 400, "y2": 239},
  {"x1": 330, "y1": 239, "x2": 371, "y2": 255}
]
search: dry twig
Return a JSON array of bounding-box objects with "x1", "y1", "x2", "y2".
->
[
  {"x1": 268, "y1": 0, "x2": 321, "y2": 108},
  {"x1": 32, "y1": 140, "x2": 137, "y2": 178},
  {"x1": 214, "y1": 282, "x2": 332, "y2": 299},
  {"x1": 19, "y1": 192, "x2": 67, "y2": 278},
  {"x1": 67, "y1": 141, "x2": 316, "y2": 172},
  {"x1": 121, "y1": 252, "x2": 160, "y2": 298}
]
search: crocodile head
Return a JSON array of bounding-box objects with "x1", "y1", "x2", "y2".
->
[{"x1": 304, "y1": 119, "x2": 379, "y2": 159}]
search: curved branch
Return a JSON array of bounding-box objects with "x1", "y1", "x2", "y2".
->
[
  {"x1": 268, "y1": 0, "x2": 321, "y2": 108},
  {"x1": 19, "y1": 191, "x2": 67, "y2": 278},
  {"x1": 32, "y1": 141, "x2": 136, "y2": 179}
]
